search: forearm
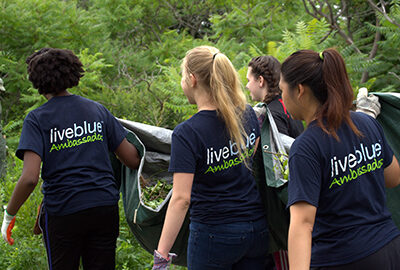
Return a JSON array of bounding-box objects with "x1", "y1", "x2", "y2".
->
[
  {"x1": 157, "y1": 197, "x2": 189, "y2": 257},
  {"x1": 288, "y1": 222, "x2": 313, "y2": 270},
  {"x1": 115, "y1": 138, "x2": 140, "y2": 170},
  {"x1": 6, "y1": 176, "x2": 38, "y2": 216}
]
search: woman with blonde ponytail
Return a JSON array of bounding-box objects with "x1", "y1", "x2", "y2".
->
[{"x1": 153, "y1": 46, "x2": 269, "y2": 270}]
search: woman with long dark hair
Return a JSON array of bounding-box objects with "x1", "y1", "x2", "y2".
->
[{"x1": 280, "y1": 48, "x2": 400, "y2": 270}]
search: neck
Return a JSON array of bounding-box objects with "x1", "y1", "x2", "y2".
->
[
  {"x1": 295, "y1": 84, "x2": 320, "y2": 126},
  {"x1": 197, "y1": 104, "x2": 217, "y2": 111},
  {"x1": 196, "y1": 98, "x2": 217, "y2": 111},
  {"x1": 194, "y1": 87, "x2": 217, "y2": 111},
  {"x1": 44, "y1": 90, "x2": 71, "y2": 100},
  {"x1": 260, "y1": 87, "x2": 268, "y2": 102},
  {"x1": 302, "y1": 99, "x2": 319, "y2": 126}
]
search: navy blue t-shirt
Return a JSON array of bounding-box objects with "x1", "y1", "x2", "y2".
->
[
  {"x1": 169, "y1": 105, "x2": 265, "y2": 224},
  {"x1": 287, "y1": 111, "x2": 400, "y2": 267},
  {"x1": 17, "y1": 95, "x2": 127, "y2": 216}
]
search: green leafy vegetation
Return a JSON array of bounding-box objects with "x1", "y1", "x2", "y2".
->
[
  {"x1": 1, "y1": 0, "x2": 400, "y2": 268},
  {"x1": 141, "y1": 178, "x2": 173, "y2": 210}
]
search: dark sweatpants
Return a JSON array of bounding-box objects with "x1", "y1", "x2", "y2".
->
[
  {"x1": 311, "y1": 235, "x2": 400, "y2": 270},
  {"x1": 40, "y1": 205, "x2": 119, "y2": 270}
]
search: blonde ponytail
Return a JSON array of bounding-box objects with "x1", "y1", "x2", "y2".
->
[{"x1": 182, "y1": 46, "x2": 249, "y2": 159}]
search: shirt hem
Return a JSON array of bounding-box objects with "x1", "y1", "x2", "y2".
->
[
  {"x1": 310, "y1": 231, "x2": 400, "y2": 267},
  {"x1": 45, "y1": 200, "x2": 118, "y2": 216}
]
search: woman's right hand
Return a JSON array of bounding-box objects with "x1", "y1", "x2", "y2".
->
[{"x1": 1, "y1": 209, "x2": 16, "y2": 245}]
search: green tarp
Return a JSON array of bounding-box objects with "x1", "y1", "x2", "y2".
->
[
  {"x1": 375, "y1": 93, "x2": 400, "y2": 228},
  {"x1": 111, "y1": 122, "x2": 189, "y2": 266}
]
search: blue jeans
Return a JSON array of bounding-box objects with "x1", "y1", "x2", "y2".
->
[{"x1": 187, "y1": 218, "x2": 269, "y2": 270}]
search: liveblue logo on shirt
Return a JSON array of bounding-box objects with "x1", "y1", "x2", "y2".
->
[
  {"x1": 204, "y1": 130, "x2": 257, "y2": 174},
  {"x1": 49, "y1": 121, "x2": 104, "y2": 152},
  {"x1": 329, "y1": 142, "x2": 384, "y2": 189}
]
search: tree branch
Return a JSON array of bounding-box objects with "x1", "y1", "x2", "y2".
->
[
  {"x1": 319, "y1": 28, "x2": 333, "y2": 43},
  {"x1": 367, "y1": 0, "x2": 400, "y2": 29},
  {"x1": 389, "y1": 72, "x2": 400, "y2": 82},
  {"x1": 361, "y1": 16, "x2": 381, "y2": 83},
  {"x1": 303, "y1": 0, "x2": 361, "y2": 53}
]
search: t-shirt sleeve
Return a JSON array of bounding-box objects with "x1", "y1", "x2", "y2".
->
[
  {"x1": 246, "y1": 105, "x2": 261, "y2": 138},
  {"x1": 104, "y1": 108, "x2": 128, "y2": 152},
  {"x1": 16, "y1": 112, "x2": 44, "y2": 160},
  {"x1": 168, "y1": 125, "x2": 197, "y2": 173},
  {"x1": 287, "y1": 144, "x2": 321, "y2": 208},
  {"x1": 375, "y1": 119, "x2": 394, "y2": 168}
]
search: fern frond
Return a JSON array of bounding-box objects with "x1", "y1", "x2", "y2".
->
[{"x1": 3, "y1": 119, "x2": 23, "y2": 133}]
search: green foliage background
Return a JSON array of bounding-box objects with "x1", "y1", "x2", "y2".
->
[{"x1": 1, "y1": 0, "x2": 400, "y2": 269}]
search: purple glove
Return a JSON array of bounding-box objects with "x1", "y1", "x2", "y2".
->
[{"x1": 152, "y1": 250, "x2": 177, "y2": 270}]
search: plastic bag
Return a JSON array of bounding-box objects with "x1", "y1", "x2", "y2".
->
[{"x1": 264, "y1": 107, "x2": 292, "y2": 187}]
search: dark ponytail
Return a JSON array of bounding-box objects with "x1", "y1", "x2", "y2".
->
[{"x1": 281, "y1": 49, "x2": 361, "y2": 140}]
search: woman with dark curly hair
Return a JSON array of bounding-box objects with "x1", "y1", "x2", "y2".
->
[{"x1": 1, "y1": 48, "x2": 140, "y2": 270}]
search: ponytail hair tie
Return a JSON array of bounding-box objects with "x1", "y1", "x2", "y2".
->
[
  {"x1": 319, "y1": 51, "x2": 324, "y2": 60},
  {"x1": 212, "y1": 52, "x2": 219, "y2": 61}
]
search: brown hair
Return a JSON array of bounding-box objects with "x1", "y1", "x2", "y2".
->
[
  {"x1": 281, "y1": 49, "x2": 361, "y2": 140},
  {"x1": 181, "y1": 46, "x2": 248, "y2": 156},
  {"x1": 248, "y1": 55, "x2": 281, "y2": 103}
]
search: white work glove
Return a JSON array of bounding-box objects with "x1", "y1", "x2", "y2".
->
[
  {"x1": 253, "y1": 105, "x2": 267, "y2": 128},
  {"x1": 356, "y1": 87, "x2": 381, "y2": 118},
  {"x1": 1, "y1": 209, "x2": 16, "y2": 245},
  {"x1": 253, "y1": 105, "x2": 266, "y2": 119}
]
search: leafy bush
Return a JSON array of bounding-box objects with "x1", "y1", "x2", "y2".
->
[{"x1": 2, "y1": 0, "x2": 400, "y2": 268}]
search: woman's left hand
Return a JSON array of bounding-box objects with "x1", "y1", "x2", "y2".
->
[
  {"x1": 152, "y1": 250, "x2": 177, "y2": 270},
  {"x1": 356, "y1": 88, "x2": 381, "y2": 118}
]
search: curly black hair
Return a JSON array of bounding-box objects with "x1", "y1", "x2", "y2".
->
[
  {"x1": 248, "y1": 55, "x2": 281, "y2": 104},
  {"x1": 26, "y1": 48, "x2": 84, "y2": 95}
]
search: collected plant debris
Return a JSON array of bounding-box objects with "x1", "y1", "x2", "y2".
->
[
  {"x1": 140, "y1": 175, "x2": 172, "y2": 209},
  {"x1": 264, "y1": 150, "x2": 289, "y2": 181}
]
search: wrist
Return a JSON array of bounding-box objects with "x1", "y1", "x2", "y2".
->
[
  {"x1": 155, "y1": 249, "x2": 169, "y2": 260},
  {"x1": 3, "y1": 209, "x2": 15, "y2": 223},
  {"x1": 5, "y1": 209, "x2": 15, "y2": 218}
]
